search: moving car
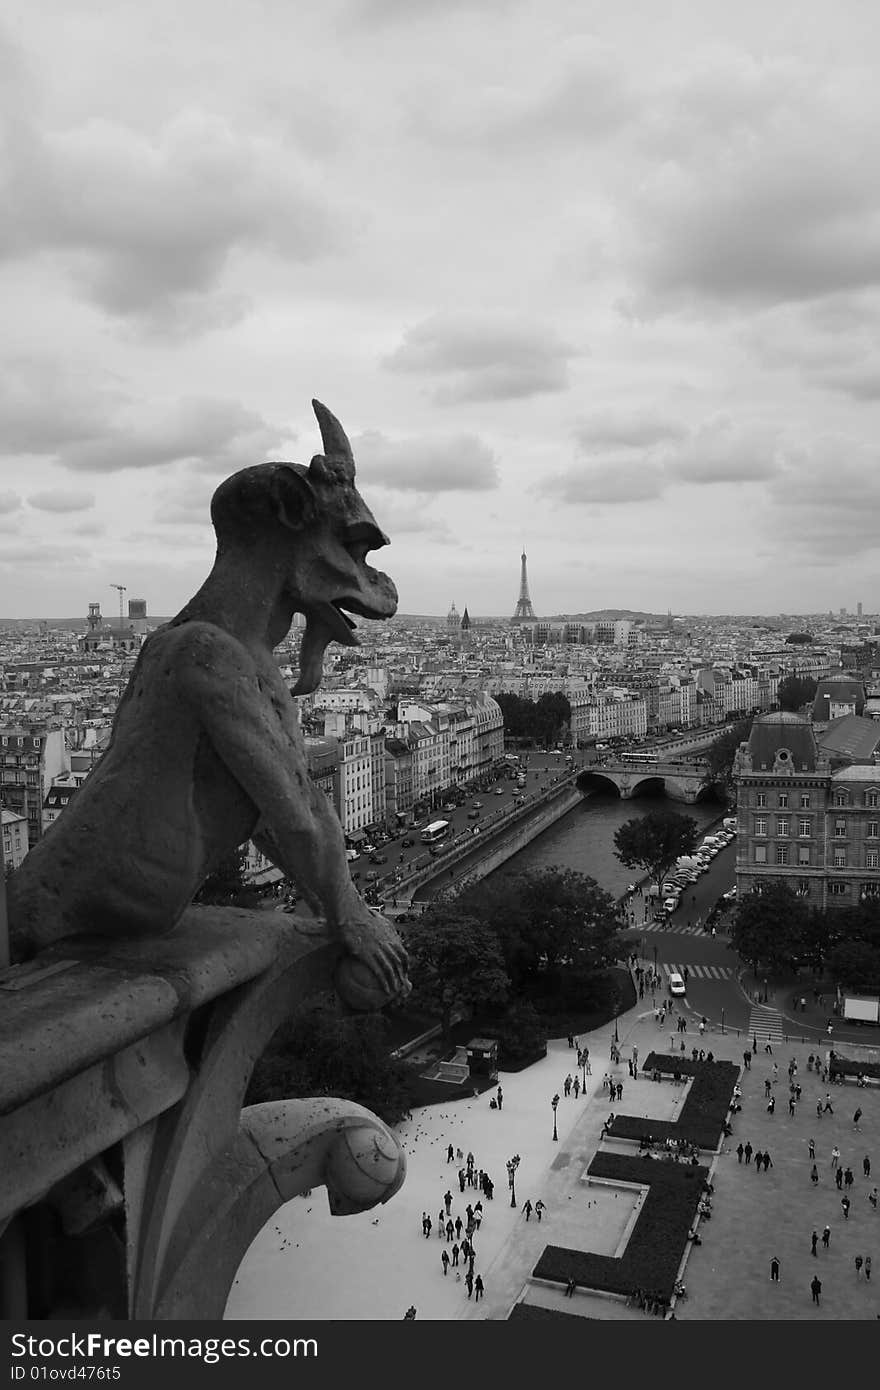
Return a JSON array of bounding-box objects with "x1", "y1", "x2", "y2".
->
[
  {"x1": 668, "y1": 971, "x2": 686, "y2": 996},
  {"x1": 663, "y1": 897, "x2": 679, "y2": 913},
  {"x1": 472, "y1": 800, "x2": 483, "y2": 809},
  {"x1": 401, "y1": 836, "x2": 415, "y2": 848},
  {"x1": 494, "y1": 788, "x2": 505, "y2": 795},
  {"x1": 467, "y1": 809, "x2": 481, "y2": 820}
]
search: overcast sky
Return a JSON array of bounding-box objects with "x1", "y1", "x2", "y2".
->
[{"x1": 2, "y1": 0, "x2": 879, "y2": 620}]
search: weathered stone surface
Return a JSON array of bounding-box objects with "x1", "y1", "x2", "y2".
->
[{"x1": 7, "y1": 400, "x2": 407, "y2": 1005}]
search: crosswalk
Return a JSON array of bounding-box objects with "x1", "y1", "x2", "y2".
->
[
  {"x1": 632, "y1": 921, "x2": 717, "y2": 937},
  {"x1": 746, "y1": 1003, "x2": 786, "y2": 1046},
  {"x1": 661, "y1": 962, "x2": 736, "y2": 982}
]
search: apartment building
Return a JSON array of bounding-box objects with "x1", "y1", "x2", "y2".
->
[
  {"x1": 0, "y1": 726, "x2": 68, "y2": 848},
  {"x1": 2, "y1": 807, "x2": 28, "y2": 872},
  {"x1": 734, "y1": 709, "x2": 880, "y2": 912}
]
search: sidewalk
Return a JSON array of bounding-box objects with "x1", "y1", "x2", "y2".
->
[{"x1": 225, "y1": 997, "x2": 707, "y2": 1322}]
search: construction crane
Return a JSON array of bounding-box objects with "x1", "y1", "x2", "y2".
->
[{"x1": 110, "y1": 583, "x2": 127, "y2": 629}]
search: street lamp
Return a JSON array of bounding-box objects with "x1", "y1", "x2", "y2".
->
[
  {"x1": 507, "y1": 1155, "x2": 520, "y2": 1208},
  {"x1": 551, "y1": 1094, "x2": 560, "y2": 1142},
  {"x1": 721, "y1": 1007, "x2": 725, "y2": 1035},
  {"x1": 580, "y1": 1050, "x2": 587, "y2": 1090}
]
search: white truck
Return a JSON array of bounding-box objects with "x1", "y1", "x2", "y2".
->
[{"x1": 842, "y1": 995, "x2": 880, "y2": 1024}]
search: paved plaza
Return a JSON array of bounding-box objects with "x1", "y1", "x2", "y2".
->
[{"x1": 225, "y1": 986, "x2": 880, "y2": 1322}]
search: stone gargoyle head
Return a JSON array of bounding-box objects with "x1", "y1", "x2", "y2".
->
[{"x1": 209, "y1": 400, "x2": 397, "y2": 694}]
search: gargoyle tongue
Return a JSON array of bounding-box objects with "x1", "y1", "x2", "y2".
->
[{"x1": 292, "y1": 602, "x2": 359, "y2": 696}]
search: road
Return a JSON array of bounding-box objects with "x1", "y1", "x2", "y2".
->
[{"x1": 348, "y1": 749, "x2": 579, "y2": 895}]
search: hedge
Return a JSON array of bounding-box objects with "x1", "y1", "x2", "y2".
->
[
  {"x1": 605, "y1": 1055, "x2": 738, "y2": 1150},
  {"x1": 829, "y1": 1058, "x2": 880, "y2": 1082},
  {"x1": 533, "y1": 1151, "x2": 707, "y2": 1299}
]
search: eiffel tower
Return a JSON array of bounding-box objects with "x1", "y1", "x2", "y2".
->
[{"x1": 511, "y1": 549, "x2": 536, "y2": 623}]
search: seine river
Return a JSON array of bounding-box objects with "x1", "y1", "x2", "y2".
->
[{"x1": 490, "y1": 790, "x2": 724, "y2": 899}]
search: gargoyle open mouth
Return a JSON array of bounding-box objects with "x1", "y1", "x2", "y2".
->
[{"x1": 292, "y1": 565, "x2": 398, "y2": 696}]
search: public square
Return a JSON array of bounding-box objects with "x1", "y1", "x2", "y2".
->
[{"x1": 225, "y1": 981, "x2": 880, "y2": 1322}]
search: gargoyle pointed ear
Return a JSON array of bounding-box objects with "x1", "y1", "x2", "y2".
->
[
  {"x1": 270, "y1": 464, "x2": 317, "y2": 531},
  {"x1": 312, "y1": 399, "x2": 355, "y2": 482}
]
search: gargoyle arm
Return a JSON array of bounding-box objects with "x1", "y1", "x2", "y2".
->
[{"x1": 173, "y1": 625, "x2": 362, "y2": 934}]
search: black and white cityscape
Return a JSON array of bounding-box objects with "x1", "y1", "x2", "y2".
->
[{"x1": 2, "y1": 0, "x2": 880, "y2": 1343}]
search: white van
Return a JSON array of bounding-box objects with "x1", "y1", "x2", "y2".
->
[{"x1": 668, "y1": 971, "x2": 686, "y2": 996}]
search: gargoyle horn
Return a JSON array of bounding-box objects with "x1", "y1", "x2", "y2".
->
[{"x1": 312, "y1": 399, "x2": 355, "y2": 482}]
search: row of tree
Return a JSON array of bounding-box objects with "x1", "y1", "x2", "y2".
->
[
  {"x1": 494, "y1": 692, "x2": 571, "y2": 747},
  {"x1": 729, "y1": 882, "x2": 880, "y2": 989}
]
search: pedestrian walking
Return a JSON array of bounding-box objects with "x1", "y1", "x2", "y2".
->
[
  {"x1": 831, "y1": 1145, "x2": 841, "y2": 1169},
  {"x1": 564, "y1": 1276, "x2": 577, "y2": 1297},
  {"x1": 789, "y1": 1096, "x2": 796, "y2": 1117},
  {"x1": 770, "y1": 1255, "x2": 781, "y2": 1282},
  {"x1": 765, "y1": 1079, "x2": 772, "y2": 1099},
  {"x1": 535, "y1": 1199, "x2": 545, "y2": 1222},
  {"x1": 441, "y1": 1249, "x2": 450, "y2": 1276},
  {"x1": 864, "y1": 1155, "x2": 871, "y2": 1178},
  {"x1": 811, "y1": 1230, "x2": 818, "y2": 1257},
  {"x1": 497, "y1": 1086, "x2": 503, "y2": 1111},
  {"x1": 854, "y1": 1107, "x2": 863, "y2": 1131},
  {"x1": 474, "y1": 1275, "x2": 484, "y2": 1302},
  {"x1": 866, "y1": 1256, "x2": 872, "y2": 1281},
  {"x1": 573, "y1": 1076, "x2": 580, "y2": 1098},
  {"x1": 523, "y1": 1199, "x2": 532, "y2": 1222},
  {"x1": 446, "y1": 1219, "x2": 455, "y2": 1242},
  {"x1": 767, "y1": 1095, "x2": 776, "y2": 1115},
  {"x1": 811, "y1": 1275, "x2": 822, "y2": 1306},
  {"x1": 763, "y1": 1150, "x2": 774, "y2": 1170},
  {"x1": 465, "y1": 1270, "x2": 474, "y2": 1299},
  {"x1": 452, "y1": 1243, "x2": 460, "y2": 1267},
  {"x1": 753, "y1": 1149, "x2": 764, "y2": 1171},
  {"x1": 811, "y1": 1163, "x2": 819, "y2": 1185},
  {"x1": 845, "y1": 1167, "x2": 854, "y2": 1189},
  {"x1": 870, "y1": 1187, "x2": 879, "y2": 1210},
  {"x1": 447, "y1": 1144, "x2": 455, "y2": 1163},
  {"x1": 823, "y1": 1095, "x2": 834, "y2": 1115},
  {"x1": 809, "y1": 1138, "x2": 816, "y2": 1160},
  {"x1": 836, "y1": 1168, "x2": 843, "y2": 1191},
  {"x1": 737, "y1": 1143, "x2": 744, "y2": 1164},
  {"x1": 455, "y1": 1215, "x2": 463, "y2": 1239},
  {"x1": 855, "y1": 1255, "x2": 864, "y2": 1278},
  {"x1": 444, "y1": 1190, "x2": 453, "y2": 1214},
  {"x1": 842, "y1": 1195, "x2": 851, "y2": 1219},
  {"x1": 458, "y1": 1168, "x2": 466, "y2": 1193},
  {"x1": 817, "y1": 1100, "x2": 824, "y2": 1120},
  {"x1": 422, "y1": 1212, "x2": 431, "y2": 1238},
  {"x1": 744, "y1": 1142, "x2": 753, "y2": 1165},
  {"x1": 616, "y1": 1082, "x2": 624, "y2": 1102}
]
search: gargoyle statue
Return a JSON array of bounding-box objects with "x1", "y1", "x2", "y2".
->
[{"x1": 8, "y1": 400, "x2": 409, "y2": 1004}]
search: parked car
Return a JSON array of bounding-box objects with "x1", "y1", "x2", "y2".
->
[
  {"x1": 663, "y1": 897, "x2": 679, "y2": 913},
  {"x1": 472, "y1": 800, "x2": 483, "y2": 809},
  {"x1": 494, "y1": 788, "x2": 505, "y2": 796},
  {"x1": 467, "y1": 809, "x2": 481, "y2": 820},
  {"x1": 368, "y1": 853, "x2": 388, "y2": 865},
  {"x1": 345, "y1": 848, "x2": 359, "y2": 861}
]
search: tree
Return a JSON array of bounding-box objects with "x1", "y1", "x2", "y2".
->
[
  {"x1": 777, "y1": 674, "x2": 818, "y2": 712},
  {"x1": 785, "y1": 632, "x2": 813, "y2": 644},
  {"x1": 458, "y1": 867, "x2": 623, "y2": 988},
  {"x1": 495, "y1": 692, "x2": 571, "y2": 747},
  {"x1": 728, "y1": 883, "x2": 811, "y2": 977},
  {"x1": 246, "y1": 994, "x2": 414, "y2": 1126},
  {"x1": 404, "y1": 906, "x2": 510, "y2": 1043},
  {"x1": 701, "y1": 717, "x2": 753, "y2": 798},
  {"x1": 613, "y1": 810, "x2": 699, "y2": 895}
]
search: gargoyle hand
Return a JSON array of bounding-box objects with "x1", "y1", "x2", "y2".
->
[{"x1": 338, "y1": 905, "x2": 410, "y2": 1000}]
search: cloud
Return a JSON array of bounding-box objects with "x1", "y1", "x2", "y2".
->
[
  {"x1": 812, "y1": 365, "x2": 880, "y2": 402},
  {"x1": 58, "y1": 398, "x2": 293, "y2": 475},
  {"x1": 0, "y1": 357, "x2": 123, "y2": 455},
  {"x1": 384, "y1": 312, "x2": 576, "y2": 402},
  {"x1": 0, "y1": 108, "x2": 346, "y2": 323},
  {"x1": 625, "y1": 56, "x2": 880, "y2": 311},
  {"x1": 353, "y1": 429, "x2": 500, "y2": 491},
  {"x1": 575, "y1": 410, "x2": 687, "y2": 451},
  {"x1": 543, "y1": 458, "x2": 665, "y2": 505},
  {"x1": 766, "y1": 437, "x2": 880, "y2": 557},
  {"x1": 27, "y1": 488, "x2": 95, "y2": 513},
  {"x1": 72, "y1": 520, "x2": 105, "y2": 537},
  {"x1": 662, "y1": 417, "x2": 783, "y2": 485},
  {"x1": 0, "y1": 491, "x2": 22, "y2": 514}
]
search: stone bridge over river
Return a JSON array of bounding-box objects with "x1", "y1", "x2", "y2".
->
[{"x1": 578, "y1": 757, "x2": 718, "y2": 805}]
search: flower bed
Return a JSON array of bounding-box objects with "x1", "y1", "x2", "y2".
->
[
  {"x1": 829, "y1": 1057, "x2": 880, "y2": 1082},
  {"x1": 604, "y1": 1054, "x2": 738, "y2": 1150},
  {"x1": 533, "y1": 1152, "x2": 707, "y2": 1299}
]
